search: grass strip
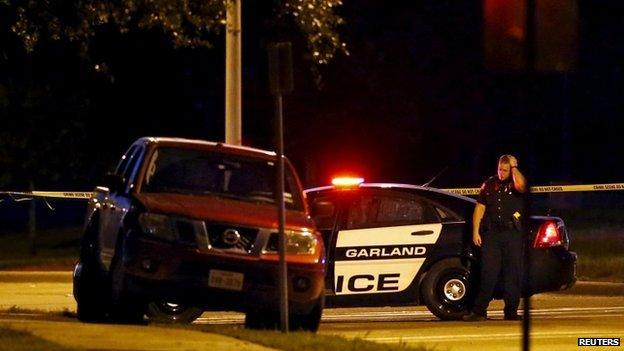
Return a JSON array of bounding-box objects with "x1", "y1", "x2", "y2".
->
[
  {"x1": 194, "y1": 325, "x2": 430, "y2": 351},
  {"x1": 0, "y1": 325, "x2": 80, "y2": 351},
  {"x1": 1, "y1": 306, "x2": 75, "y2": 318},
  {"x1": 0, "y1": 271, "x2": 73, "y2": 283},
  {"x1": 571, "y1": 234, "x2": 624, "y2": 282},
  {"x1": 1, "y1": 309, "x2": 431, "y2": 351},
  {"x1": 0, "y1": 228, "x2": 80, "y2": 271}
]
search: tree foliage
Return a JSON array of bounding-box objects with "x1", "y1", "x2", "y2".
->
[
  {"x1": 4, "y1": 0, "x2": 346, "y2": 64},
  {"x1": 0, "y1": 0, "x2": 347, "y2": 189}
]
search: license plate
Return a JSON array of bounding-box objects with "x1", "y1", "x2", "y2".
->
[{"x1": 208, "y1": 269, "x2": 244, "y2": 291}]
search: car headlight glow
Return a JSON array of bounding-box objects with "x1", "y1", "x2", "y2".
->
[
  {"x1": 285, "y1": 231, "x2": 318, "y2": 255},
  {"x1": 265, "y1": 230, "x2": 319, "y2": 255},
  {"x1": 138, "y1": 213, "x2": 178, "y2": 241}
]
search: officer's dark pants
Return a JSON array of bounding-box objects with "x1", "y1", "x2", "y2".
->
[{"x1": 472, "y1": 229, "x2": 524, "y2": 317}]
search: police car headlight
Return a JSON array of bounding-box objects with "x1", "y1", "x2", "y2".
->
[{"x1": 138, "y1": 213, "x2": 178, "y2": 241}]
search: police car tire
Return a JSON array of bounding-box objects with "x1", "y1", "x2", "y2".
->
[{"x1": 421, "y1": 258, "x2": 473, "y2": 321}]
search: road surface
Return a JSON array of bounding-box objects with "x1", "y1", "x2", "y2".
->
[{"x1": 0, "y1": 271, "x2": 622, "y2": 351}]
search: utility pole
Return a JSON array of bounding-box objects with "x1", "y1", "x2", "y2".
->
[
  {"x1": 522, "y1": 1, "x2": 536, "y2": 351},
  {"x1": 225, "y1": 0, "x2": 242, "y2": 145}
]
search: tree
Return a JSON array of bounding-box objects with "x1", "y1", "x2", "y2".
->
[
  {"x1": 3, "y1": 0, "x2": 346, "y2": 65},
  {"x1": 0, "y1": 0, "x2": 347, "y2": 186}
]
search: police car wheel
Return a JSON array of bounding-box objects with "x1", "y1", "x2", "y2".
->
[{"x1": 422, "y1": 258, "x2": 473, "y2": 320}]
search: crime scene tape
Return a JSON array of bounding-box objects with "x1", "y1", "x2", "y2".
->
[
  {"x1": 0, "y1": 191, "x2": 92, "y2": 200},
  {"x1": 443, "y1": 183, "x2": 624, "y2": 196},
  {"x1": 1, "y1": 183, "x2": 624, "y2": 200}
]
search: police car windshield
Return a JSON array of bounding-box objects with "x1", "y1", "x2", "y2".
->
[{"x1": 141, "y1": 147, "x2": 303, "y2": 211}]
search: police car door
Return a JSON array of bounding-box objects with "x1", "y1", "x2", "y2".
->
[{"x1": 334, "y1": 191, "x2": 442, "y2": 296}]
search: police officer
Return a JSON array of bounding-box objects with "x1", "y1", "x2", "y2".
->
[{"x1": 463, "y1": 154, "x2": 527, "y2": 321}]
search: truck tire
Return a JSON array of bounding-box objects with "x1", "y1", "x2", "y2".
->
[
  {"x1": 109, "y1": 235, "x2": 146, "y2": 323},
  {"x1": 244, "y1": 309, "x2": 279, "y2": 330},
  {"x1": 146, "y1": 301, "x2": 204, "y2": 323},
  {"x1": 421, "y1": 258, "x2": 475, "y2": 320},
  {"x1": 289, "y1": 297, "x2": 324, "y2": 332},
  {"x1": 74, "y1": 260, "x2": 109, "y2": 322},
  {"x1": 74, "y1": 219, "x2": 109, "y2": 322}
]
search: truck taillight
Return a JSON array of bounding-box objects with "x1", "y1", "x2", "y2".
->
[{"x1": 533, "y1": 221, "x2": 563, "y2": 248}]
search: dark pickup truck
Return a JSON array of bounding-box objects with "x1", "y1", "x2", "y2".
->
[{"x1": 73, "y1": 137, "x2": 325, "y2": 330}]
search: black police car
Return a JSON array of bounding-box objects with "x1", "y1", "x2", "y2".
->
[{"x1": 305, "y1": 179, "x2": 577, "y2": 320}]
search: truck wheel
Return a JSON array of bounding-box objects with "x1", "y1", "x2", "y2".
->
[
  {"x1": 109, "y1": 236, "x2": 146, "y2": 323},
  {"x1": 74, "y1": 219, "x2": 109, "y2": 322},
  {"x1": 289, "y1": 297, "x2": 324, "y2": 332},
  {"x1": 244, "y1": 310, "x2": 279, "y2": 330},
  {"x1": 74, "y1": 260, "x2": 108, "y2": 322},
  {"x1": 422, "y1": 258, "x2": 474, "y2": 320},
  {"x1": 146, "y1": 301, "x2": 204, "y2": 323}
]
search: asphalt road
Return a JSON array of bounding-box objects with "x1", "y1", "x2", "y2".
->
[
  {"x1": 317, "y1": 301, "x2": 624, "y2": 351},
  {"x1": 196, "y1": 296, "x2": 624, "y2": 351},
  {"x1": 1, "y1": 272, "x2": 623, "y2": 351}
]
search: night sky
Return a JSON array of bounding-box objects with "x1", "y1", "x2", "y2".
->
[{"x1": 1, "y1": 0, "x2": 622, "y2": 191}]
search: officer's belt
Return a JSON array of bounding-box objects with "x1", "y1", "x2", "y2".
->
[{"x1": 489, "y1": 221, "x2": 516, "y2": 231}]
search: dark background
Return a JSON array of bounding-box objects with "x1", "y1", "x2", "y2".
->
[{"x1": 1, "y1": 0, "x2": 622, "y2": 192}]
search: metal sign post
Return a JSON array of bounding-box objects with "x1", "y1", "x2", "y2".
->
[
  {"x1": 268, "y1": 42, "x2": 294, "y2": 333},
  {"x1": 523, "y1": 1, "x2": 536, "y2": 350}
]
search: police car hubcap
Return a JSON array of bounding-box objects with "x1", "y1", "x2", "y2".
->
[{"x1": 443, "y1": 279, "x2": 466, "y2": 301}]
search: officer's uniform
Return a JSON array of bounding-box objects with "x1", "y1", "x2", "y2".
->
[{"x1": 472, "y1": 175, "x2": 525, "y2": 318}]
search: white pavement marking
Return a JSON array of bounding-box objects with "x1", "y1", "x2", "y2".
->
[
  {"x1": 193, "y1": 306, "x2": 624, "y2": 325},
  {"x1": 365, "y1": 330, "x2": 616, "y2": 343}
]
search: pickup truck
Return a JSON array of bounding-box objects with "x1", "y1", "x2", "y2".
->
[{"x1": 73, "y1": 137, "x2": 325, "y2": 330}]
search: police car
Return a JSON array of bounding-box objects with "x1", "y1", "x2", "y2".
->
[{"x1": 305, "y1": 178, "x2": 577, "y2": 320}]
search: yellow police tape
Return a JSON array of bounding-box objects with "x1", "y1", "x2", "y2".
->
[
  {"x1": 0, "y1": 191, "x2": 92, "y2": 199},
  {"x1": 1, "y1": 183, "x2": 624, "y2": 199},
  {"x1": 443, "y1": 183, "x2": 624, "y2": 196}
]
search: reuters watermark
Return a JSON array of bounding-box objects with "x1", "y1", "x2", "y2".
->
[{"x1": 577, "y1": 338, "x2": 620, "y2": 347}]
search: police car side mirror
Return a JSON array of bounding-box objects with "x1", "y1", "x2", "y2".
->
[
  {"x1": 312, "y1": 200, "x2": 335, "y2": 218},
  {"x1": 102, "y1": 173, "x2": 125, "y2": 193}
]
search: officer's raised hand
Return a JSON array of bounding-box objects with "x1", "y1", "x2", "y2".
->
[
  {"x1": 507, "y1": 155, "x2": 527, "y2": 193},
  {"x1": 508, "y1": 155, "x2": 518, "y2": 168}
]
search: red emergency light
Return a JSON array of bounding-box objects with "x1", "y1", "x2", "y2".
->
[{"x1": 331, "y1": 177, "x2": 365, "y2": 187}]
